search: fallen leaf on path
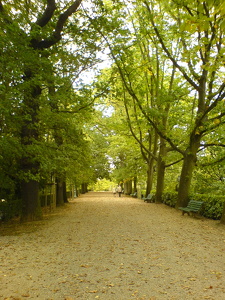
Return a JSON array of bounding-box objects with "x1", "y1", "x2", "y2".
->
[{"x1": 80, "y1": 264, "x2": 91, "y2": 268}]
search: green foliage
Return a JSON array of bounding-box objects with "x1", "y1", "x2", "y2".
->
[
  {"x1": 162, "y1": 191, "x2": 225, "y2": 220},
  {"x1": 193, "y1": 159, "x2": 225, "y2": 195},
  {"x1": 190, "y1": 194, "x2": 225, "y2": 220},
  {"x1": 89, "y1": 178, "x2": 115, "y2": 191},
  {"x1": 0, "y1": 0, "x2": 111, "y2": 217},
  {"x1": 162, "y1": 192, "x2": 178, "y2": 208},
  {"x1": 0, "y1": 199, "x2": 22, "y2": 221},
  {"x1": 1, "y1": 0, "x2": 225, "y2": 221}
]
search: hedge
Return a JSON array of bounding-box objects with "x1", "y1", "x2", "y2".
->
[
  {"x1": 162, "y1": 192, "x2": 178, "y2": 208},
  {"x1": 191, "y1": 193, "x2": 225, "y2": 220},
  {"x1": 162, "y1": 192, "x2": 225, "y2": 220},
  {"x1": 0, "y1": 198, "x2": 21, "y2": 221}
]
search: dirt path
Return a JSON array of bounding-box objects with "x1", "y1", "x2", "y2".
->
[{"x1": 0, "y1": 192, "x2": 225, "y2": 300}]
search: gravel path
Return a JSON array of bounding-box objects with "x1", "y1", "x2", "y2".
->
[{"x1": 0, "y1": 191, "x2": 225, "y2": 300}]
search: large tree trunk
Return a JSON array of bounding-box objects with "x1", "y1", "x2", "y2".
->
[
  {"x1": 124, "y1": 180, "x2": 132, "y2": 194},
  {"x1": 63, "y1": 181, "x2": 68, "y2": 203},
  {"x1": 20, "y1": 78, "x2": 42, "y2": 221},
  {"x1": 21, "y1": 180, "x2": 41, "y2": 221},
  {"x1": 133, "y1": 176, "x2": 137, "y2": 193},
  {"x1": 56, "y1": 177, "x2": 65, "y2": 206},
  {"x1": 155, "y1": 138, "x2": 166, "y2": 203},
  {"x1": 145, "y1": 130, "x2": 158, "y2": 197},
  {"x1": 176, "y1": 153, "x2": 196, "y2": 208},
  {"x1": 81, "y1": 183, "x2": 88, "y2": 194},
  {"x1": 49, "y1": 84, "x2": 69, "y2": 205},
  {"x1": 176, "y1": 134, "x2": 201, "y2": 208},
  {"x1": 145, "y1": 157, "x2": 155, "y2": 196},
  {"x1": 55, "y1": 175, "x2": 68, "y2": 206}
]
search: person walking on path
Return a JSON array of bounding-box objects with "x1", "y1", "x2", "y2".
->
[{"x1": 117, "y1": 185, "x2": 122, "y2": 197}]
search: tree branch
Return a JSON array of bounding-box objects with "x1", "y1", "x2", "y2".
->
[
  {"x1": 124, "y1": 91, "x2": 157, "y2": 162},
  {"x1": 35, "y1": 0, "x2": 57, "y2": 27},
  {"x1": 0, "y1": 1, "x2": 12, "y2": 24},
  {"x1": 165, "y1": 157, "x2": 183, "y2": 168},
  {"x1": 85, "y1": 7, "x2": 185, "y2": 156},
  {"x1": 143, "y1": 1, "x2": 199, "y2": 91},
  {"x1": 200, "y1": 155, "x2": 225, "y2": 167},
  {"x1": 200, "y1": 143, "x2": 225, "y2": 148},
  {"x1": 34, "y1": 0, "x2": 82, "y2": 49},
  {"x1": 197, "y1": 84, "x2": 225, "y2": 127}
]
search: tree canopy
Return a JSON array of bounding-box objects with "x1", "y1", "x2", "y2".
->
[{"x1": 1, "y1": 0, "x2": 225, "y2": 223}]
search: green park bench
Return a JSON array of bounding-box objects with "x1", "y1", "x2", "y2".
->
[
  {"x1": 142, "y1": 194, "x2": 154, "y2": 203},
  {"x1": 130, "y1": 192, "x2": 137, "y2": 198},
  {"x1": 179, "y1": 200, "x2": 204, "y2": 216}
]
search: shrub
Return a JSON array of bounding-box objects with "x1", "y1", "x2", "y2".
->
[
  {"x1": 0, "y1": 198, "x2": 21, "y2": 221},
  {"x1": 162, "y1": 192, "x2": 178, "y2": 207},
  {"x1": 162, "y1": 191, "x2": 225, "y2": 220},
  {"x1": 189, "y1": 193, "x2": 225, "y2": 220}
]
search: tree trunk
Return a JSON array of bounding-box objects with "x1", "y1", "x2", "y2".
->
[
  {"x1": 177, "y1": 147, "x2": 199, "y2": 208},
  {"x1": 145, "y1": 157, "x2": 155, "y2": 196},
  {"x1": 63, "y1": 181, "x2": 68, "y2": 203},
  {"x1": 49, "y1": 84, "x2": 69, "y2": 205},
  {"x1": 123, "y1": 181, "x2": 128, "y2": 194},
  {"x1": 156, "y1": 161, "x2": 165, "y2": 203},
  {"x1": 81, "y1": 183, "x2": 88, "y2": 194},
  {"x1": 124, "y1": 180, "x2": 132, "y2": 194},
  {"x1": 20, "y1": 76, "x2": 42, "y2": 221},
  {"x1": 56, "y1": 177, "x2": 65, "y2": 206},
  {"x1": 220, "y1": 202, "x2": 225, "y2": 224},
  {"x1": 133, "y1": 176, "x2": 137, "y2": 193},
  {"x1": 155, "y1": 138, "x2": 166, "y2": 203},
  {"x1": 155, "y1": 159, "x2": 165, "y2": 203},
  {"x1": 21, "y1": 180, "x2": 41, "y2": 221}
]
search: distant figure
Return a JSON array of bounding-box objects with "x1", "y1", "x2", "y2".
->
[
  {"x1": 112, "y1": 187, "x2": 117, "y2": 196},
  {"x1": 117, "y1": 185, "x2": 122, "y2": 197}
]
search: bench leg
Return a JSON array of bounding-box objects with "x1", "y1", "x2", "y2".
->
[{"x1": 182, "y1": 211, "x2": 190, "y2": 216}]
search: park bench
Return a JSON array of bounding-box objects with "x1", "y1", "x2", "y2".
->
[
  {"x1": 142, "y1": 194, "x2": 154, "y2": 203},
  {"x1": 179, "y1": 200, "x2": 204, "y2": 216},
  {"x1": 130, "y1": 192, "x2": 137, "y2": 198}
]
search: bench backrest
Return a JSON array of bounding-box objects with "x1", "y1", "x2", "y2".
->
[{"x1": 187, "y1": 200, "x2": 203, "y2": 211}]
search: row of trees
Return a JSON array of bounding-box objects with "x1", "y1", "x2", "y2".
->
[
  {"x1": 1, "y1": 0, "x2": 225, "y2": 223},
  {"x1": 91, "y1": 0, "x2": 225, "y2": 222},
  {"x1": 0, "y1": 0, "x2": 114, "y2": 221}
]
